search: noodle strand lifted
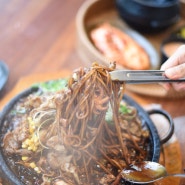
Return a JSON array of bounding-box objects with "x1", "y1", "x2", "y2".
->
[{"x1": 2, "y1": 62, "x2": 149, "y2": 185}]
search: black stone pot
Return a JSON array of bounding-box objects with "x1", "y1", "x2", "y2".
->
[
  {"x1": 0, "y1": 87, "x2": 174, "y2": 185},
  {"x1": 115, "y1": 0, "x2": 180, "y2": 33}
]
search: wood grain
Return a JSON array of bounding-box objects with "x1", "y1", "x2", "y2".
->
[
  {"x1": 0, "y1": 0, "x2": 185, "y2": 184},
  {"x1": 0, "y1": 0, "x2": 85, "y2": 93}
]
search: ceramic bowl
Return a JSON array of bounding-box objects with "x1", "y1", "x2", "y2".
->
[{"x1": 161, "y1": 36, "x2": 185, "y2": 64}]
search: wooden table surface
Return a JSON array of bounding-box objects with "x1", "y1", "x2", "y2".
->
[{"x1": 0, "y1": 0, "x2": 185, "y2": 184}]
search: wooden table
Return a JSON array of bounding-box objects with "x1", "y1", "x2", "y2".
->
[{"x1": 0, "y1": 0, "x2": 185, "y2": 184}]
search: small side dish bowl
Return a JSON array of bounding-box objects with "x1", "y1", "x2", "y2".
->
[
  {"x1": 160, "y1": 36, "x2": 185, "y2": 64},
  {"x1": 115, "y1": 0, "x2": 180, "y2": 33},
  {"x1": 171, "y1": 24, "x2": 185, "y2": 39}
]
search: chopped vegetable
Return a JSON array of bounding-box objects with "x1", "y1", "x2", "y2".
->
[
  {"x1": 119, "y1": 103, "x2": 132, "y2": 114},
  {"x1": 33, "y1": 79, "x2": 68, "y2": 92}
]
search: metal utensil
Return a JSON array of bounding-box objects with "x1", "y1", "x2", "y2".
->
[
  {"x1": 110, "y1": 70, "x2": 185, "y2": 84},
  {"x1": 121, "y1": 161, "x2": 185, "y2": 184}
]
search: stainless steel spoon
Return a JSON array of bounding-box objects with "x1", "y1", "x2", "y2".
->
[{"x1": 121, "y1": 161, "x2": 185, "y2": 184}]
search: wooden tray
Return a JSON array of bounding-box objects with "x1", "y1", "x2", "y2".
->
[
  {"x1": 76, "y1": 0, "x2": 185, "y2": 98},
  {"x1": 0, "y1": 72, "x2": 182, "y2": 185}
]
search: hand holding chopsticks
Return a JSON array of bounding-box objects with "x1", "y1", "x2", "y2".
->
[{"x1": 160, "y1": 45, "x2": 185, "y2": 91}]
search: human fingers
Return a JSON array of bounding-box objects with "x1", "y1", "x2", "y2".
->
[
  {"x1": 161, "y1": 44, "x2": 185, "y2": 70},
  {"x1": 172, "y1": 82, "x2": 185, "y2": 91},
  {"x1": 164, "y1": 63, "x2": 185, "y2": 79},
  {"x1": 159, "y1": 82, "x2": 172, "y2": 91},
  {"x1": 159, "y1": 81, "x2": 185, "y2": 91}
]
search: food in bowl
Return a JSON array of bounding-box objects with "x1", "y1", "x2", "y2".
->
[
  {"x1": 1, "y1": 63, "x2": 156, "y2": 185},
  {"x1": 161, "y1": 37, "x2": 185, "y2": 64},
  {"x1": 90, "y1": 23, "x2": 150, "y2": 70},
  {"x1": 173, "y1": 25, "x2": 185, "y2": 39},
  {"x1": 162, "y1": 41, "x2": 184, "y2": 58}
]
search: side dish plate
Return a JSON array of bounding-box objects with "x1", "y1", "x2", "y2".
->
[{"x1": 76, "y1": 0, "x2": 160, "y2": 70}]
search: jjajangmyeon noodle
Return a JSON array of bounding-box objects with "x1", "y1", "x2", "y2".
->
[{"x1": 2, "y1": 63, "x2": 149, "y2": 185}]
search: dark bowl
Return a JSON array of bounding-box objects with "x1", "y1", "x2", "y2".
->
[
  {"x1": 115, "y1": 0, "x2": 180, "y2": 33},
  {"x1": 0, "y1": 86, "x2": 174, "y2": 184}
]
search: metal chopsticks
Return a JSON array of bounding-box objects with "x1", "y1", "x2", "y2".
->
[{"x1": 109, "y1": 70, "x2": 185, "y2": 84}]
